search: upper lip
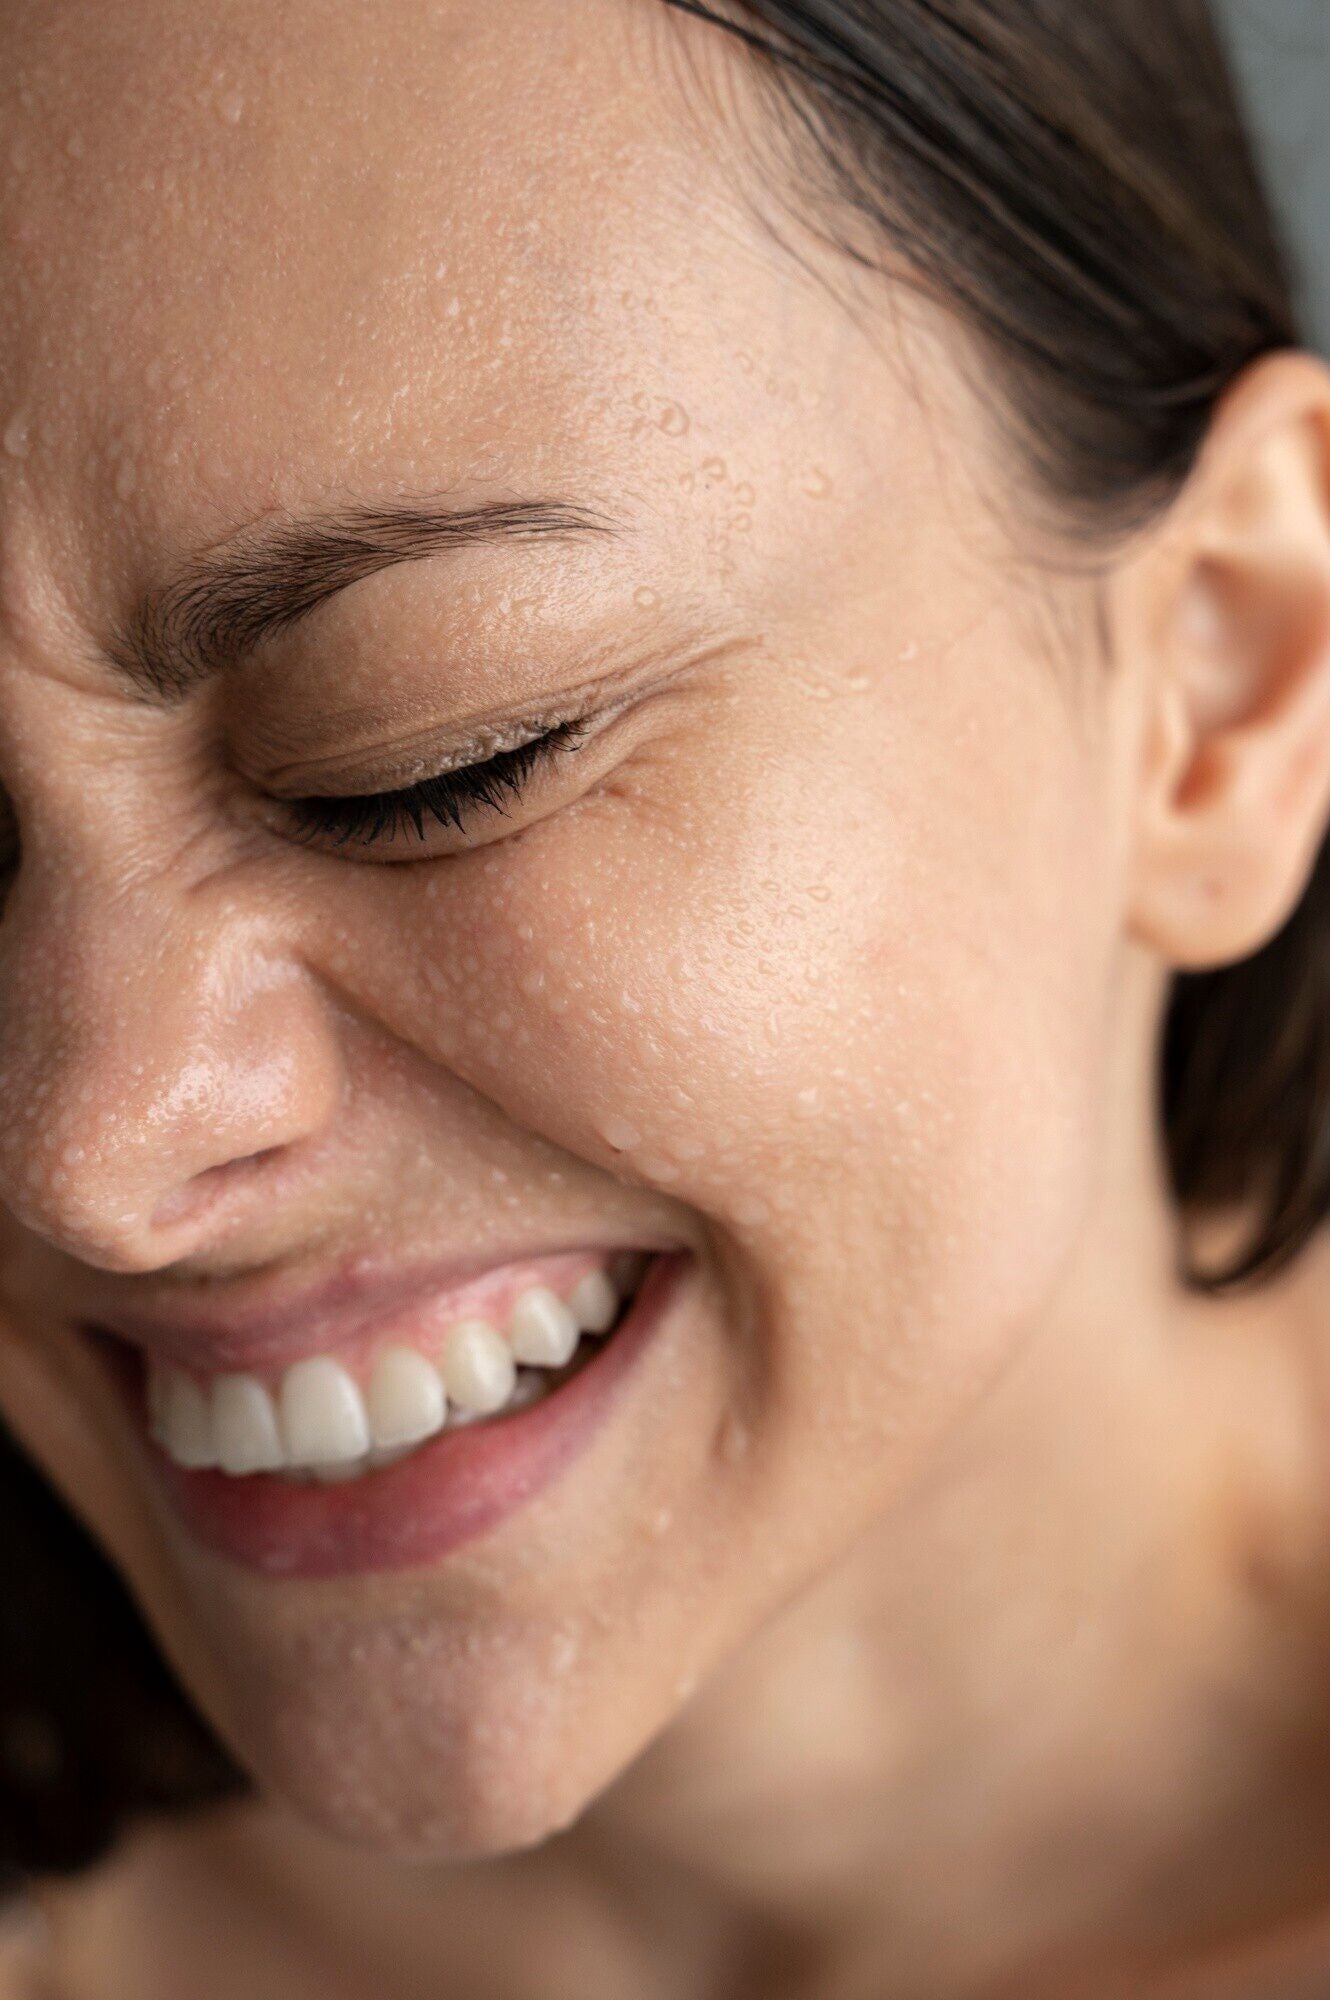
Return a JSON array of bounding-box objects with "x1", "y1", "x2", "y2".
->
[{"x1": 76, "y1": 1237, "x2": 684, "y2": 1374}]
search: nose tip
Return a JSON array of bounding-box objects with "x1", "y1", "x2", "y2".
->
[
  {"x1": 0, "y1": 961, "x2": 344, "y2": 1276},
  {"x1": 0, "y1": 819, "x2": 347, "y2": 1274},
  {"x1": 0, "y1": 1081, "x2": 329, "y2": 1276},
  {"x1": 0, "y1": 1104, "x2": 294, "y2": 1275}
]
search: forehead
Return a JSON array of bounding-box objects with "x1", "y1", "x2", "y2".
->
[{"x1": 2, "y1": 0, "x2": 881, "y2": 614}]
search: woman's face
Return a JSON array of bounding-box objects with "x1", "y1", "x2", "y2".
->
[{"x1": 0, "y1": 0, "x2": 1141, "y2": 1853}]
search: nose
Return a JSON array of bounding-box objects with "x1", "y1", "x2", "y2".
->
[{"x1": 0, "y1": 856, "x2": 343, "y2": 1273}]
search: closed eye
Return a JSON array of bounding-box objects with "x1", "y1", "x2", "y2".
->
[{"x1": 281, "y1": 715, "x2": 591, "y2": 852}]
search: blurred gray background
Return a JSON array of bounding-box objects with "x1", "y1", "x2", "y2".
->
[{"x1": 1217, "y1": 0, "x2": 1330, "y2": 348}]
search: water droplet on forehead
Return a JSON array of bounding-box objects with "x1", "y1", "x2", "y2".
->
[{"x1": 632, "y1": 586, "x2": 659, "y2": 611}]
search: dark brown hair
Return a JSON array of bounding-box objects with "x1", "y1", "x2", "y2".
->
[{"x1": 3, "y1": 0, "x2": 1323, "y2": 1890}]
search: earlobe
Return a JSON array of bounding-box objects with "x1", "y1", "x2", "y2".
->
[{"x1": 1119, "y1": 349, "x2": 1330, "y2": 972}]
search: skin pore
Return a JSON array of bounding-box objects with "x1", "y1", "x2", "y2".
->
[{"x1": 5, "y1": 0, "x2": 1330, "y2": 1995}]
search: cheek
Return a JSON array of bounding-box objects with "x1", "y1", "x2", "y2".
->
[{"x1": 315, "y1": 626, "x2": 1119, "y2": 1504}]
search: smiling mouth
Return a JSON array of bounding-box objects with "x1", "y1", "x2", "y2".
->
[
  {"x1": 112, "y1": 1249, "x2": 654, "y2": 1483},
  {"x1": 90, "y1": 1247, "x2": 689, "y2": 1578}
]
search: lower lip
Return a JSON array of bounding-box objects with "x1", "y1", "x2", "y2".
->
[{"x1": 123, "y1": 1252, "x2": 688, "y2": 1579}]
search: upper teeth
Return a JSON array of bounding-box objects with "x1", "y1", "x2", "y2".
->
[{"x1": 146, "y1": 1253, "x2": 649, "y2": 1479}]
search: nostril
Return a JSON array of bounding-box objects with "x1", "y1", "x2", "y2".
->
[{"x1": 150, "y1": 1148, "x2": 285, "y2": 1232}]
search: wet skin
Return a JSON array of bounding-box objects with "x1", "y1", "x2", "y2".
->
[{"x1": 6, "y1": 2, "x2": 1330, "y2": 1995}]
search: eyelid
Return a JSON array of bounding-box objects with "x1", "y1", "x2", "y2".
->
[
  {"x1": 276, "y1": 712, "x2": 595, "y2": 854},
  {"x1": 260, "y1": 673, "x2": 642, "y2": 800}
]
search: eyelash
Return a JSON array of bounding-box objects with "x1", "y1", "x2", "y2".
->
[{"x1": 283, "y1": 715, "x2": 592, "y2": 850}]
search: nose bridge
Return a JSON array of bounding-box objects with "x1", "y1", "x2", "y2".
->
[{"x1": 0, "y1": 852, "x2": 340, "y2": 1270}]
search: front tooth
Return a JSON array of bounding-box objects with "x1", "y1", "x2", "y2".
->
[
  {"x1": 508, "y1": 1285, "x2": 580, "y2": 1367},
  {"x1": 439, "y1": 1319, "x2": 516, "y2": 1414},
  {"x1": 278, "y1": 1357, "x2": 371, "y2": 1466},
  {"x1": 212, "y1": 1374, "x2": 284, "y2": 1475},
  {"x1": 568, "y1": 1268, "x2": 619, "y2": 1335},
  {"x1": 366, "y1": 1346, "x2": 446, "y2": 1449},
  {"x1": 160, "y1": 1370, "x2": 217, "y2": 1469}
]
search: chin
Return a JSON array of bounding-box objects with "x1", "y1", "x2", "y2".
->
[{"x1": 201, "y1": 1601, "x2": 669, "y2": 1861}]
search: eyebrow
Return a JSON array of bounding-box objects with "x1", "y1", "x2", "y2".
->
[{"x1": 106, "y1": 494, "x2": 624, "y2": 701}]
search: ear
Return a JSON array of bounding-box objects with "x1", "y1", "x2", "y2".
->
[{"x1": 1115, "y1": 349, "x2": 1330, "y2": 971}]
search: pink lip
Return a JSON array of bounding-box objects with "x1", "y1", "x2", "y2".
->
[
  {"x1": 127, "y1": 1250, "x2": 688, "y2": 1577},
  {"x1": 79, "y1": 1234, "x2": 687, "y2": 1373}
]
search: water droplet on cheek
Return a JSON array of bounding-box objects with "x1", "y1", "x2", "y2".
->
[
  {"x1": 2, "y1": 411, "x2": 31, "y2": 459},
  {"x1": 633, "y1": 587, "x2": 659, "y2": 612},
  {"x1": 599, "y1": 1115, "x2": 643, "y2": 1152}
]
